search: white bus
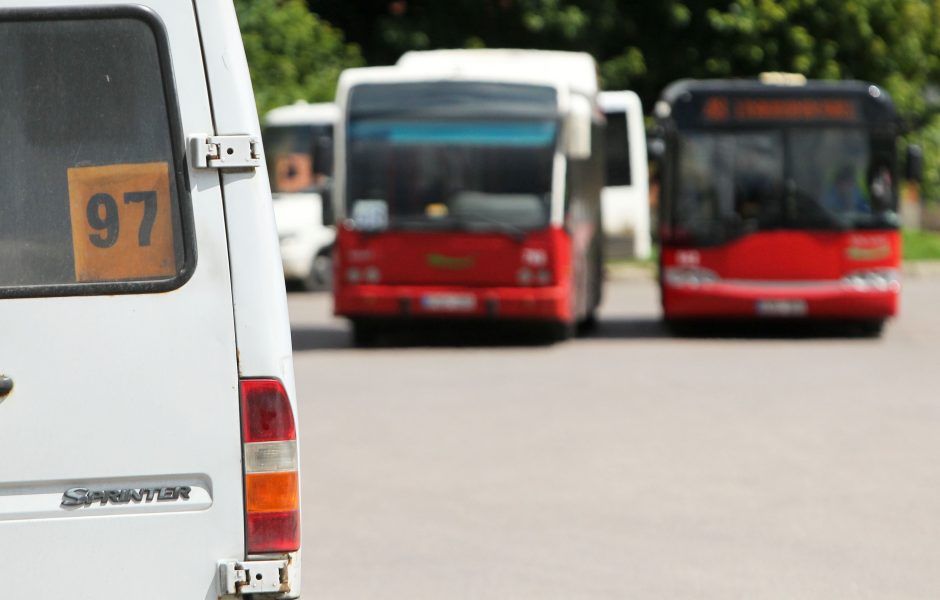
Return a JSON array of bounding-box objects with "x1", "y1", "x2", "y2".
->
[
  {"x1": 599, "y1": 90, "x2": 651, "y2": 259},
  {"x1": 264, "y1": 101, "x2": 339, "y2": 289},
  {"x1": 332, "y1": 50, "x2": 606, "y2": 342}
]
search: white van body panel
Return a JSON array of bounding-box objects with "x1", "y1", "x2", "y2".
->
[
  {"x1": 0, "y1": 1, "x2": 300, "y2": 598},
  {"x1": 194, "y1": 5, "x2": 300, "y2": 589},
  {"x1": 194, "y1": 0, "x2": 297, "y2": 388},
  {"x1": 599, "y1": 91, "x2": 651, "y2": 259}
]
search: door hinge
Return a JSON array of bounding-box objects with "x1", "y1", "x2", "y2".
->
[
  {"x1": 218, "y1": 559, "x2": 289, "y2": 596},
  {"x1": 190, "y1": 134, "x2": 263, "y2": 170}
]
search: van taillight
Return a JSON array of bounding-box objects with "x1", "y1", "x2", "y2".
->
[{"x1": 240, "y1": 379, "x2": 300, "y2": 554}]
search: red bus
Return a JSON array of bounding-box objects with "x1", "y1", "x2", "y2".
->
[
  {"x1": 655, "y1": 77, "x2": 918, "y2": 335},
  {"x1": 332, "y1": 51, "x2": 605, "y2": 344}
]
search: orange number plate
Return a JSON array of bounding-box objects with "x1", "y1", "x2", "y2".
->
[{"x1": 67, "y1": 162, "x2": 176, "y2": 283}]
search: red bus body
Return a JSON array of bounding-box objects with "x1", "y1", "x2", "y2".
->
[
  {"x1": 657, "y1": 78, "x2": 902, "y2": 325},
  {"x1": 661, "y1": 230, "x2": 900, "y2": 319},
  {"x1": 334, "y1": 226, "x2": 576, "y2": 322}
]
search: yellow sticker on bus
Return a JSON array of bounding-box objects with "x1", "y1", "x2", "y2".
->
[{"x1": 67, "y1": 162, "x2": 176, "y2": 283}]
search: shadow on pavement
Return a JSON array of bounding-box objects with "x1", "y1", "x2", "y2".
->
[
  {"x1": 292, "y1": 320, "x2": 567, "y2": 351},
  {"x1": 291, "y1": 317, "x2": 885, "y2": 351},
  {"x1": 584, "y1": 317, "x2": 671, "y2": 340},
  {"x1": 655, "y1": 319, "x2": 885, "y2": 340},
  {"x1": 291, "y1": 326, "x2": 351, "y2": 351}
]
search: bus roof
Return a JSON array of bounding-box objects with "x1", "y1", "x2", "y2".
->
[
  {"x1": 264, "y1": 102, "x2": 339, "y2": 127},
  {"x1": 660, "y1": 78, "x2": 890, "y2": 106},
  {"x1": 598, "y1": 90, "x2": 643, "y2": 114},
  {"x1": 657, "y1": 78, "x2": 896, "y2": 129},
  {"x1": 397, "y1": 49, "x2": 599, "y2": 98},
  {"x1": 336, "y1": 64, "x2": 569, "y2": 106}
]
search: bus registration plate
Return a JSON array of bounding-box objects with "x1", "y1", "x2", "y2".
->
[
  {"x1": 421, "y1": 293, "x2": 477, "y2": 312},
  {"x1": 755, "y1": 299, "x2": 808, "y2": 317}
]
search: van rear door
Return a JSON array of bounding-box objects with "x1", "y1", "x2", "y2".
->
[{"x1": 0, "y1": 4, "x2": 245, "y2": 598}]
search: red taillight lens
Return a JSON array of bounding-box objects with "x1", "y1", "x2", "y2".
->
[
  {"x1": 247, "y1": 511, "x2": 301, "y2": 554},
  {"x1": 240, "y1": 379, "x2": 300, "y2": 555},
  {"x1": 241, "y1": 379, "x2": 296, "y2": 443}
]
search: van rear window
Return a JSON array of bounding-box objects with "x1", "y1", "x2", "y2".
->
[{"x1": 0, "y1": 10, "x2": 190, "y2": 297}]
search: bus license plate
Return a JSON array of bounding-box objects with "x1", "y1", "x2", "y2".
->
[
  {"x1": 421, "y1": 293, "x2": 477, "y2": 312},
  {"x1": 755, "y1": 299, "x2": 808, "y2": 317}
]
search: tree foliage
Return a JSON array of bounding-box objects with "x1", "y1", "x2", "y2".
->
[
  {"x1": 309, "y1": 0, "x2": 940, "y2": 196},
  {"x1": 243, "y1": 0, "x2": 940, "y2": 193},
  {"x1": 234, "y1": 0, "x2": 363, "y2": 116}
]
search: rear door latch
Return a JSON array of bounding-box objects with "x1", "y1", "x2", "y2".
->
[
  {"x1": 218, "y1": 559, "x2": 289, "y2": 596},
  {"x1": 190, "y1": 134, "x2": 263, "y2": 170}
]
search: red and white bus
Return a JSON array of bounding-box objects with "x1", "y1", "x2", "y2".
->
[
  {"x1": 655, "y1": 76, "x2": 918, "y2": 335},
  {"x1": 332, "y1": 50, "x2": 605, "y2": 344}
]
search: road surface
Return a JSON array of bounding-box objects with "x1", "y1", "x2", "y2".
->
[{"x1": 289, "y1": 273, "x2": 940, "y2": 599}]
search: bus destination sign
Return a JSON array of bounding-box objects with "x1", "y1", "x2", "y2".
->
[{"x1": 702, "y1": 96, "x2": 859, "y2": 123}]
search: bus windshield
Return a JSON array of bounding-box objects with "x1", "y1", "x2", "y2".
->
[
  {"x1": 674, "y1": 126, "x2": 898, "y2": 244},
  {"x1": 264, "y1": 124, "x2": 333, "y2": 194},
  {"x1": 345, "y1": 82, "x2": 558, "y2": 233},
  {"x1": 347, "y1": 119, "x2": 556, "y2": 232}
]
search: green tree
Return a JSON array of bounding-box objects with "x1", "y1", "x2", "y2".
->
[
  {"x1": 235, "y1": 0, "x2": 363, "y2": 116},
  {"x1": 309, "y1": 0, "x2": 940, "y2": 194}
]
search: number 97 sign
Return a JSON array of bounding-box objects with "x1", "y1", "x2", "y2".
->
[{"x1": 68, "y1": 162, "x2": 176, "y2": 283}]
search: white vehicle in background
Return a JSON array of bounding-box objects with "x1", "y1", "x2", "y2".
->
[
  {"x1": 599, "y1": 90, "x2": 651, "y2": 260},
  {"x1": 0, "y1": 2, "x2": 301, "y2": 598},
  {"x1": 264, "y1": 101, "x2": 338, "y2": 290}
]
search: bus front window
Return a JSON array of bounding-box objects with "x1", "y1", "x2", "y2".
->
[
  {"x1": 788, "y1": 128, "x2": 895, "y2": 228},
  {"x1": 674, "y1": 127, "x2": 897, "y2": 243},
  {"x1": 264, "y1": 124, "x2": 333, "y2": 195},
  {"x1": 347, "y1": 119, "x2": 555, "y2": 232},
  {"x1": 676, "y1": 131, "x2": 784, "y2": 242}
]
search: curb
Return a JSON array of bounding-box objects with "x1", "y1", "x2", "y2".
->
[{"x1": 903, "y1": 261, "x2": 940, "y2": 278}]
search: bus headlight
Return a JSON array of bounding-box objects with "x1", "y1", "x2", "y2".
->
[
  {"x1": 364, "y1": 266, "x2": 381, "y2": 284},
  {"x1": 664, "y1": 266, "x2": 719, "y2": 288},
  {"x1": 517, "y1": 268, "x2": 533, "y2": 285},
  {"x1": 346, "y1": 267, "x2": 362, "y2": 283},
  {"x1": 842, "y1": 269, "x2": 900, "y2": 292},
  {"x1": 536, "y1": 270, "x2": 553, "y2": 285}
]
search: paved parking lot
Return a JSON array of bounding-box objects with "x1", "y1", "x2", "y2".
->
[{"x1": 290, "y1": 274, "x2": 940, "y2": 599}]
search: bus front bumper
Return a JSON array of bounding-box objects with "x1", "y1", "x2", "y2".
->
[
  {"x1": 663, "y1": 279, "x2": 899, "y2": 319},
  {"x1": 335, "y1": 284, "x2": 570, "y2": 322}
]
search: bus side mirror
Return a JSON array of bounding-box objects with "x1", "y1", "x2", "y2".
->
[
  {"x1": 906, "y1": 144, "x2": 923, "y2": 183},
  {"x1": 565, "y1": 95, "x2": 592, "y2": 160}
]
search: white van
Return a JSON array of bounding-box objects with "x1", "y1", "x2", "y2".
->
[
  {"x1": 0, "y1": 3, "x2": 301, "y2": 599},
  {"x1": 265, "y1": 102, "x2": 339, "y2": 290},
  {"x1": 598, "y1": 91, "x2": 651, "y2": 260}
]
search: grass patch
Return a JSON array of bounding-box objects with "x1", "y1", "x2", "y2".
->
[
  {"x1": 606, "y1": 246, "x2": 659, "y2": 267},
  {"x1": 605, "y1": 233, "x2": 940, "y2": 262},
  {"x1": 903, "y1": 229, "x2": 940, "y2": 261}
]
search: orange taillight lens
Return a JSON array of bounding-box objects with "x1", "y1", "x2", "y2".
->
[{"x1": 245, "y1": 472, "x2": 300, "y2": 513}]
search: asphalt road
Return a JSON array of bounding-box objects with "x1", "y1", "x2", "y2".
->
[{"x1": 289, "y1": 274, "x2": 940, "y2": 599}]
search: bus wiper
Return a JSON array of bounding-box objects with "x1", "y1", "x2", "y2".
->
[
  {"x1": 388, "y1": 216, "x2": 453, "y2": 231},
  {"x1": 453, "y1": 211, "x2": 527, "y2": 241}
]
